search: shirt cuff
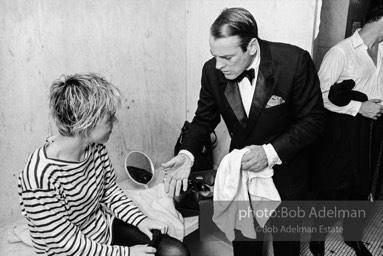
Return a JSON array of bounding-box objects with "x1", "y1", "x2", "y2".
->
[
  {"x1": 178, "y1": 150, "x2": 194, "y2": 165},
  {"x1": 262, "y1": 144, "x2": 282, "y2": 168},
  {"x1": 324, "y1": 99, "x2": 362, "y2": 116},
  {"x1": 349, "y1": 101, "x2": 362, "y2": 116}
]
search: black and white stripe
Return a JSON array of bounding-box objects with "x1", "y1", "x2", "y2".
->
[{"x1": 18, "y1": 143, "x2": 146, "y2": 256}]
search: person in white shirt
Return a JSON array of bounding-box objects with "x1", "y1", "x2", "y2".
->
[{"x1": 310, "y1": 2, "x2": 383, "y2": 256}]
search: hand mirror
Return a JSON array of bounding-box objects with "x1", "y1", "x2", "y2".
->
[{"x1": 125, "y1": 151, "x2": 154, "y2": 189}]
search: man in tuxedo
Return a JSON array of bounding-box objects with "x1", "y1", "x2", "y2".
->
[{"x1": 162, "y1": 7, "x2": 325, "y2": 256}]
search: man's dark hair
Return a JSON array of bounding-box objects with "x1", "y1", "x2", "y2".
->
[
  {"x1": 210, "y1": 7, "x2": 258, "y2": 52},
  {"x1": 365, "y1": 0, "x2": 383, "y2": 24}
]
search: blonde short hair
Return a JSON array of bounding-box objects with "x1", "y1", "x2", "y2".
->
[{"x1": 49, "y1": 73, "x2": 121, "y2": 136}]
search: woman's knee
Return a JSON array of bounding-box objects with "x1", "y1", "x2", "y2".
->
[{"x1": 157, "y1": 235, "x2": 190, "y2": 256}]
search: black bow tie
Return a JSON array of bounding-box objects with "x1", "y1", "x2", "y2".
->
[{"x1": 234, "y1": 68, "x2": 255, "y2": 84}]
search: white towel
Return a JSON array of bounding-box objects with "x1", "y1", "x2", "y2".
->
[
  {"x1": 123, "y1": 183, "x2": 185, "y2": 241},
  {"x1": 213, "y1": 148, "x2": 281, "y2": 241}
]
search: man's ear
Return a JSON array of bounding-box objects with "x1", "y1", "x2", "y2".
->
[{"x1": 247, "y1": 38, "x2": 258, "y2": 55}]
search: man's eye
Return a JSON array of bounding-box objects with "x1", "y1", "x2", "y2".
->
[{"x1": 223, "y1": 56, "x2": 232, "y2": 60}]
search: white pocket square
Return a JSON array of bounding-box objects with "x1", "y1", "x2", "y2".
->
[{"x1": 266, "y1": 95, "x2": 285, "y2": 108}]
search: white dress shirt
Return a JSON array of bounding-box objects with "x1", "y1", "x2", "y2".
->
[
  {"x1": 319, "y1": 29, "x2": 383, "y2": 116},
  {"x1": 180, "y1": 40, "x2": 282, "y2": 169},
  {"x1": 237, "y1": 40, "x2": 281, "y2": 168}
]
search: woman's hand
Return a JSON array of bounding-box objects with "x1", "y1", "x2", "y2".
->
[
  {"x1": 137, "y1": 218, "x2": 168, "y2": 240},
  {"x1": 130, "y1": 244, "x2": 156, "y2": 255}
]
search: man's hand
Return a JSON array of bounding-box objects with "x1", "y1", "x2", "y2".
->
[
  {"x1": 137, "y1": 218, "x2": 168, "y2": 240},
  {"x1": 241, "y1": 145, "x2": 268, "y2": 172},
  {"x1": 161, "y1": 154, "x2": 192, "y2": 197},
  {"x1": 359, "y1": 99, "x2": 383, "y2": 120},
  {"x1": 130, "y1": 245, "x2": 156, "y2": 256}
]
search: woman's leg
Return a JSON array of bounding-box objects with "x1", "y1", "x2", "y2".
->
[
  {"x1": 111, "y1": 218, "x2": 190, "y2": 256},
  {"x1": 156, "y1": 235, "x2": 190, "y2": 256}
]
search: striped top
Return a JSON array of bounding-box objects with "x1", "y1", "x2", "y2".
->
[{"x1": 18, "y1": 142, "x2": 146, "y2": 256}]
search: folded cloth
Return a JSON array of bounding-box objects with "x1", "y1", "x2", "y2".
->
[
  {"x1": 213, "y1": 148, "x2": 281, "y2": 241},
  {"x1": 123, "y1": 183, "x2": 185, "y2": 241}
]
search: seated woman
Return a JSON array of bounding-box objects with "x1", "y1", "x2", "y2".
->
[{"x1": 18, "y1": 73, "x2": 190, "y2": 256}]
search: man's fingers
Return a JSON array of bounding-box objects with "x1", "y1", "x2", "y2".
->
[
  {"x1": 246, "y1": 165, "x2": 255, "y2": 172},
  {"x1": 175, "y1": 180, "x2": 182, "y2": 196},
  {"x1": 241, "y1": 149, "x2": 254, "y2": 164},
  {"x1": 241, "y1": 152, "x2": 255, "y2": 169},
  {"x1": 241, "y1": 153, "x2": 251, "y2": 162},
  {"x1": 182, "y1": 178, "x2": 188, "y2": 192},
  {"x1": 161, "y1": 159, "x2": 175, "y2": 169},
  {"x1": 241, "y1": 160, "x2": 252, "y2": 171},
  {"x1": 245, "y1": 145, "x2": 256, "y2": 150},
  {"x1": 168, "y1": 179, "x2": 177, "y2": 197}
]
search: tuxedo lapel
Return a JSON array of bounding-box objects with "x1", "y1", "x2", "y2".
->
[
  {"x1": 246, "y1": 39, "x2": 275, "y2": 136},
  {"x1": 224, "y1": 80, "x2": 247, "y2": 129}
]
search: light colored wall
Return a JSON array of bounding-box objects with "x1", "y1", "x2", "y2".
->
[
  {"x1": 0, "y1": 0, "x2": 321, "y2": 225},
  {"x1": 314, "y1": 0, "x2": 350, "y2": 67},
  {"x1": 0, "y1": 0, "x2": 187, "y2": 225}
]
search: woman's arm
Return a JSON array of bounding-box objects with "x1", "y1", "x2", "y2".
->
[
  {"x1": 19, "y1": 187, "x2": 131, "y2": 256},
  {"x1": 99, "y1": 145, "x2": 147, "y2": 226}
]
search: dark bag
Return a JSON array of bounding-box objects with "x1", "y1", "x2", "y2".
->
[
  {"x1": 173, "y1": 121, "x2": 217, "y2": 217},
  {"x1": 174, "y1": 121, "x2": 217, "y2": 172}
]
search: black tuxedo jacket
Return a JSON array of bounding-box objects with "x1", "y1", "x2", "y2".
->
[{"x1": 181, "y1": 39, "x2": 326, "y2": 198}]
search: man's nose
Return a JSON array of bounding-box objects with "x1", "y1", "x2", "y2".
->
[{"x1": 215, "y1": 58, "x2": 225, "y2": 70}]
